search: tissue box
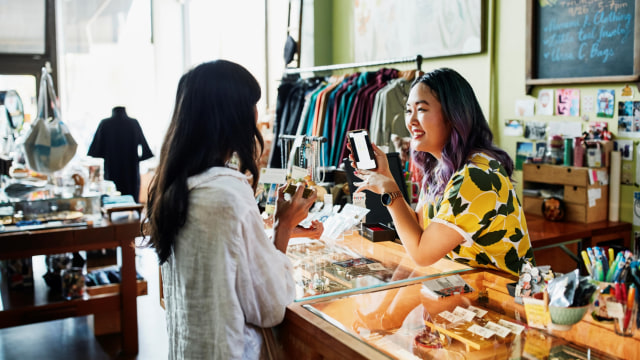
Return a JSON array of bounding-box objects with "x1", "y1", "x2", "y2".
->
[{"x1": 360, "y1": 223, "x2": 396, "y2": 242}]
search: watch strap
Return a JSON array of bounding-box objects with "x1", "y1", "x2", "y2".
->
[{"x1": 382, "y1": 191, "x2": 402, "y2": 206}]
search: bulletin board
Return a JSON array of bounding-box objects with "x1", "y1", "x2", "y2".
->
[{"x1": 525, "y1": 0, "x2": 640, "y2": 92}]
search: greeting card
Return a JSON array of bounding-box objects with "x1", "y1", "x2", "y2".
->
[{"x1": 556, "y1": 88, "x2": 579, "y2": 116}]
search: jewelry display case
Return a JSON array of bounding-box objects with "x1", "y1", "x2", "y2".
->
[
  {"x1": 287, "y1": 233, "x2": 472, "y2": 301},
  {"x1": 280, "y1": 269, "x2": 639, "y2": 359}
]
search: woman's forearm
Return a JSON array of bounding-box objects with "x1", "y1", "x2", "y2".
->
[{"x1": 386, "y1": 198, "x2": 424, "y2": 263}]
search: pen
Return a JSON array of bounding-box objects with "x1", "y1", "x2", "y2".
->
[
  {"x1": 615, "y1": 283, "x2": 623, "y2": 302},
  {"x1": 624, "y1": 284, "x2": 635, "y2": 331},
  {"x1": 587, "y1": 248, "x2": 597, "y2": 266},
  {"x1": 581, "y1": 250, "x2": 592, "y2": 275},
  {"x1": 594, "y1": 247, "x2": 609, "y2": 276},
  {"x1": 595, "y1": 261, "x2": 604, "y2": 282},
  {"x1": 608, "y1": 248, "x2": 615, "y2": 268}
]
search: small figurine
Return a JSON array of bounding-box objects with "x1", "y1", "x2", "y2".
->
[{"x1": 601, "y1": 126, "x2": 612, "y2": 141}]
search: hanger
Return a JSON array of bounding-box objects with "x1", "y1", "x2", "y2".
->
[{"x1": 415, "y1": 55, "x2": 424, "y2": 79}]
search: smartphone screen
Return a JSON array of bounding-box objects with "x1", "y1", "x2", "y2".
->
[{"x1": 348, "y1": 129, "x2": 377, "y2": 170}]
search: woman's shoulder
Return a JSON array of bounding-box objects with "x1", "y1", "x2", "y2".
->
[
  {"x1": 188, "y1": 167, "x2": 255, "y2": 206},
  {"x1": 464, "y1": 152, "x2": 508, "y2": 175}
]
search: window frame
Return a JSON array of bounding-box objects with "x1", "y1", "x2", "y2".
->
[{"x1": 0, "y1": 0, "x2": 58, "y2": 93}]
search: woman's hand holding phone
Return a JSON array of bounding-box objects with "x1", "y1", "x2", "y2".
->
[{"x1": 347, "y1": 139, "x2": 396, "y2": 196}]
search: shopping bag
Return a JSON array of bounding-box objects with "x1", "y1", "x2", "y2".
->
[{"x1": 22, "y1": 68, "x2": 77, "y2": 174}]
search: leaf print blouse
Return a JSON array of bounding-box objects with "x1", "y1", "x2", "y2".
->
[{"x1": 422, "y1": 153, "x2": 534, "y2": 276}]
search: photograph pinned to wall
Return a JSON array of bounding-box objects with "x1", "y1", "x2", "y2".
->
[
  {"x1": 586, "y1": 121, "x2": 611, "y2": 140},
  {"x1": 617, "y1": 100, "x2": 640, "y2": 137},
  {"x1": 556, "y1": 88, "x2": 580, "y2": 116},
  {"x1": 536, "y1": 89, "x2": 554, "y2": 116},
  {"x1": 523, "y1": 121, "x2": 547, "y2": 141},
  {"x1": 504, "y1": 119, "x2": 524, "y2": 136},
  {"x1": 596, "y1": 89, "x2": 615, "y2": 118},
  {"x1": 535, "y1": 142, "x2": 546, "y2": 161},
  {"x1": 620, "y1": 84, "x2": 634, "y2": 98},
  {"x1": 582, "y1": 95, "x2": 594, "y2": 114},
  {"x1": 515, "y1": 99, "x2": 535, "y2": 117},
  {"x1": 515, "y1": 141, "x2": 534, "y2": 171},
  {"x1": 614, "y1": 140, "x2": 634, "y2": 161}
]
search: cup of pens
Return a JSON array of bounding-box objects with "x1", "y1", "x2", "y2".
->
[{"x1": 608, "y1": 282, "x2": 637, "y2": 336}]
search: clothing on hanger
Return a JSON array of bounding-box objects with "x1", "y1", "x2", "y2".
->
[{"x1": 87, "y1": 106, "x2": 153, "y2": 201}]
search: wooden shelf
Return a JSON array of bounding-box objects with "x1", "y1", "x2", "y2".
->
[{"x1": 0, "y1": 218, "x2": 141, "y2": 355}]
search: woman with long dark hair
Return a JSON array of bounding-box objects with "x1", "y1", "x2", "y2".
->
[
  {"x1": 143, "y1": 60, "x2": 317, "y2": 359},
  {"x1": 353, "y1": 67, "x2": 533, "y2": 276}
]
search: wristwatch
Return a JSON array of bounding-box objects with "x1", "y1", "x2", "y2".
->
[{"x1": 381, "y1": 191, "x2": 402, "y2": 207}]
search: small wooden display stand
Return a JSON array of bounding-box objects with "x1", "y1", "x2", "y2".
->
[{"x1": 522, "y1": 163, "x2": 608, "y2": 223}]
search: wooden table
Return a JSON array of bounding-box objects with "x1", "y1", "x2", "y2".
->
[
  {"x1": 525, "y1": 213, "x2": 632, "y2": 273},
  {"x1": 0, "y1": 214, "x2": 141, "y2": 356}
]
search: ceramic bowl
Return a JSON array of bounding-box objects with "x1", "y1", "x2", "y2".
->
[{"x1": 548, "y1": 304, "x2": 589, "y2": 331}]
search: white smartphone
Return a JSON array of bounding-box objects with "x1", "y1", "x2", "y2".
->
[{"x1": 347, "y1": 129, "x2": 377, "y2": 170}]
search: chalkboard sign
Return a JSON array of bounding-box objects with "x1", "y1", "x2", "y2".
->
[{"x1": 526, "y1": 0, "x2": 640, "y2": 90}]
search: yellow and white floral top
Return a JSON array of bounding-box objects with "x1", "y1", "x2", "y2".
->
[{"x1": 421, "y1": 153, "x2": 534, "y2": 276}]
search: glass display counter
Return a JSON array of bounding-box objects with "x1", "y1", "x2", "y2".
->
[
  {"x1": 286, "y1": 233, "x2": 472, "y2": 301},
  {"x1": 283, "y1": 270, "x2": 638, "y2": 359}
]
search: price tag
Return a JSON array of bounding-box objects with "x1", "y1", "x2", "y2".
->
[
  {"x1": 498, "y1": 319, "x2": 525, "y2": 335},
  {"x1": 453, "y1": 306, "x2": 477, "y2": 322},
  {"x1": 467, "y1": 305, "x2": 488, "y2": 318},
  {"x1": 468, "y1": 324, "x2": 496, "y2": 339},
  {"x1": 259, "y1": 168, "x2": 287, "y2": 184},
  {"x1": 484, "y1": 321, "x2": 511, "y2": 338},
  {"x1": 437, "y1": 310, "x2": 463, "y2": 323},
  {"x1": 290, "y1": 165, "x2": 308, "y2": 180}
]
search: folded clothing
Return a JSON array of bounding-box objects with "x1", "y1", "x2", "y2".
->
[{"x1": 85, "y1": 265, "x2": 144, "y2": 287}]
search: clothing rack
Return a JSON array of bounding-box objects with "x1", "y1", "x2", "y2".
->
[{"x1": 283, "y1": 55, "x2": 423, "y2": 75}]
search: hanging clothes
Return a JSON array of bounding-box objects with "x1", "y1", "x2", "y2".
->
[{"x1": 271, "y1": 65, "x2": 420, "y2": 171}]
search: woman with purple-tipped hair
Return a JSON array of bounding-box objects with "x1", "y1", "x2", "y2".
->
[{"x1": 352, "y1": 68, "x2": 533, "y2": 277}]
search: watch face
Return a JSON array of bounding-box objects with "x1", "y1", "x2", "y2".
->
[{"x1": 381, "y1": 193, "x2": 391, "y2": 206}]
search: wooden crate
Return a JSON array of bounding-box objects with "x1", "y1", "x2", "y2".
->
[{"x1": 522, "y1": 163, "x2": 608, "y2": 223}]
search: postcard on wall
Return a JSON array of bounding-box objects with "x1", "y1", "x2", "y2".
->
[
  {"x1": 582, "y1": 94, "x2": 595, "y2": 114},
  {"x1": 504, "y1": 119, "x2": 524, "y2": 136},
  {"x1": 614, "y1": 140, "x2": 634, "y2": 161},
  {"x1": 617, "y1": 101, "x2": 640, "y2": 137},
  {"x1": 515, "y1": 141, "x2": 534, "y2": 171},
  {"x1": 556, "y1": 88, "x2": 580, "y2": 116},
  {"x1": 596, "y1": 89, "x2": 615, "y2": 118},
  {"x1": 515, "y1": 99, "x2": 535, "y2": 117},
  {"x1": 535, "y1": 142, "x2": 546, "y2": 159},
  {"x1": 523, "y1": 121, "x2": 547, "y2": 141},
  {"x1": 536, "y1": 89, "x2": 554, "y2": 116}
]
